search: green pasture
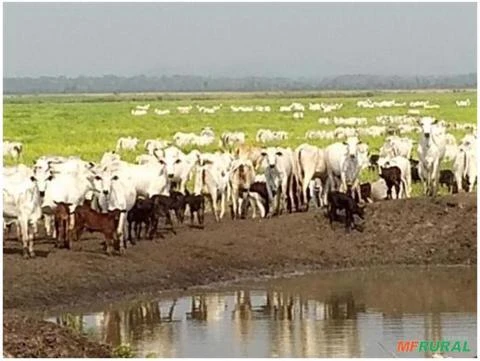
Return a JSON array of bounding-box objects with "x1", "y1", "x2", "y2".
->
[{"x1": 3, "y1": 90, "x2": 477, "y2": 196}]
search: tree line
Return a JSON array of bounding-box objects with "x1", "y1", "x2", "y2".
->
[{"x1": 3, "y1": 73, "x2": 476, "y2": 94}]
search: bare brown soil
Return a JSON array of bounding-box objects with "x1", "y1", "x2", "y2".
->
[{"x1": 3, "y1": 192, "x2": 477, "y2": 357}]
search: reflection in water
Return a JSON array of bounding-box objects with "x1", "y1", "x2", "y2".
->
[{"x1": 47, "y1": 267, "x2": 477, "y2": 358}]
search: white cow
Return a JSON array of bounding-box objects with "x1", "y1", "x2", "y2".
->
[
  {"x1": 155, "y1": 146, "x2": 200, "y2": 194},
  {"x1": 144, "y1": 139, "x2": 170, "y2": 155},
  {"x1": 456, "y1": 99, "x2": 471, "y2": 107},
  {"x1": 260, "y1": 147, "x2": 295, "y2": 216},
  {"x1": 324, "y1": 137, "x2": 364, "y2": 201},
  {"x1": 37, "y1": 171, "x2": 96, "y2": 240},
  {"x1": 177, "y1": 105, "x2": 193, "y2": 114},
  {"x1": 220, "y1": 132, "x2": 245, "y2": 148},
  {"x1": 33, "y1": 156, "x2": 93, "y2": 237},
  {"x1": 100, "y1": 160, "x2": 169, "y2": 198},
  {"x1": 229, "y1": 159, "x2": 256, "y2": 219},
  {"x1": 193, "y1": 157, "x2": 230, "y2": 222},
  {"x1": 136, "y1": 104, "x2": 150, "y2": 111},
  {"x1": 417, "y1": 117, "x2": 446, "y2": 196},
  {"x1": 92, "y1": 171, "x2": 137, "y2": 254},
  {"x1": 380, "y1": 136, "x2": 413, "y2": 159},
  {"x1": 154, "y1": 109, "x2": 170, "y2": 116},
  {"x1": 453, "y1": 141, "x2": 477, "y2": 193},
  {"x1": 131, "y1": 109, "x2": 147, "y2": 116},
  {"x1": 3, "y1": 172, "x2": 42, "y2": 258},
  {"x1": 294, "y1": 144, "x2": 327, "y2": 210},
  {"x1": 116, "y1": 137, "x2": 139, "y2": 152},
  {"x1": 3, "y1": 141, "x2": 23, "y2": 160}
]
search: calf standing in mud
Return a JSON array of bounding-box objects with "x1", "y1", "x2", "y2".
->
[
  {"x1": 327, "y1": 191, "x2": 365, "y2": 232},
  {"x1": 73, "y1": 201, "x2": 123, "y2": 255}
]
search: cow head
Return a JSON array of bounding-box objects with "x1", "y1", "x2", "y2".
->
[
  {"x1": 261, "y1": 147, "x2": 282, "y2": 169},
  {"x1": 343, "y1": 137, "x2": 360, "y2": 160},
  {"x1": 418, "y1": 117, "x2": 437, "y2": 139},
  {"x1": 91, "y1": 173, "x2": 119, "y2": 197},
  {"x1": 31, "y1": 172, "x2": 54, "y2": 197}
]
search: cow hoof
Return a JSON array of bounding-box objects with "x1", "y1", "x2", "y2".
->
[
  {"x1": 22, "y1": 249, "x2": 29, "y2": 259},
  {"x1": 29, "y1": 251, "x2": 36, "y2": 258},
  {"x1": 119, "y1": 248, "x2": 126, "y2": 256}
]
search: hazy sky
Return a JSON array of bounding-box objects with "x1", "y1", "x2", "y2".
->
[{"x1": 3, "y1": 3, "x2": 477, "y2": 78}]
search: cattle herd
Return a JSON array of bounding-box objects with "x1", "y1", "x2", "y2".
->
[{"x1": 3, "y1": 99, "x2": 477, "y2": 259}]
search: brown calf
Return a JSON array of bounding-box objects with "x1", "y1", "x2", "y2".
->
[
  {"x1": 53, "y1": 201, "x2": 73, "y2": 249},
  {"x1": 73, "y1": 203, "x2": 122, "y2": 255}
]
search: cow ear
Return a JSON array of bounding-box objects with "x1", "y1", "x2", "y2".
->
[{"x1": 432, "y1": 119, "x2": 438, "y2": 125}]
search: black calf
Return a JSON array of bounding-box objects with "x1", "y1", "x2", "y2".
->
[{"x1": 327, "y1": 191, "x2": 364, "y2": 232}]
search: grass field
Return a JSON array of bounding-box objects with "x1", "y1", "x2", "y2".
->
[{"x1": 3, "y1": 90, "x2": 477, "y2": 195}]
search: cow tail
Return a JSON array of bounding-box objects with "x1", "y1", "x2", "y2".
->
[{"x1": 297, "y1": 149, "x2": 304, "y2": 179}]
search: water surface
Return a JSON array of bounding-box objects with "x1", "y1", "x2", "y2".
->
[{"x1": 47, "y1": 267, "x2": 477, "y2": 357}]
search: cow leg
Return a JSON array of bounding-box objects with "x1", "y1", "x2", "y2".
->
[
  {"x1": 468, "y1": 174, "x2": 476, "y2": 192},
  {"x1": 249, "y1": 196, "x2": 257, "y2": 219},
  {"x1": 329, "y1": 204, "x2": 337, "y2": 227},
  {"x1": 231, "y1": 189, "x2": 238, "y2": 220},
  {"x1": 105, "y1": 234, "x2": 114, "y2": 256},
  {"x1": 238, "y1": 195, "x2": 245, "y2": 219},
  {"x1": 302, "y1": 171, "x2": 314, "y2": 211},
  {"x1": 144, "y1": 220, "x2": 151, "y2": 239},
  {"x1": 281, "y1": 178, "x2": 289, "y2": 214},
  {"x1": 135, "y1": 222, "x2": 141, "y2": 241},
  {"x1": 44, "y1": 215, "x2": 53, "y2": 237},
  {"x1": 19, "y1": 218, "x2": 29, "y2": 258},
  {"x1": 27, "y1": 221, "x2": 35, "y2": 258},
  {"x1": 257, "y1": 198, "x2": 266, "y2": 218},
  {"x1": 211, "y1": 192, "x2": 219, "y2": 222},
  {"x1": 432, "y1": 161, "x2": 440, "y2": 197},
  {"x1": 116, "y1": 213, "x2": 126, "y2": 255},
  {"x1": 128, "y1": 221, "x2": 133, "y2": 243},
  {"x1": 53, "y1": 219, "x2": 61, "y2": 248},
  {"x1": 219, "y1": 191, "x2": 226, "y2": 220},
  {"x1": 386, "y1": 184, "x2": 392, "y2": 200},
  {"x1": 395, "y1": 182, "x2": 401, "y2": 199},
  {"x1": 345, "y1": 209, "x2": 352, "y2": 233}
]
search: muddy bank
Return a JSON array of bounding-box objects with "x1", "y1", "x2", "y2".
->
[
  {"x1": 3, "y1": 314, "x2": 112, "y2": 357},
  {"x1": 4, "y1": 193, "x2": 476, "y2": 312},
  {"x1": 3, "y1": 193, "x2": 477, "y2": 357}
]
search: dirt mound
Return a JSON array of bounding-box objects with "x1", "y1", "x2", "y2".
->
[
  {"x1": 3, "y1": 193, "x2": 476, "y2": 314},
  {"x1": 3, "y1": 314, "x2": 112, "y2": 357}
]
